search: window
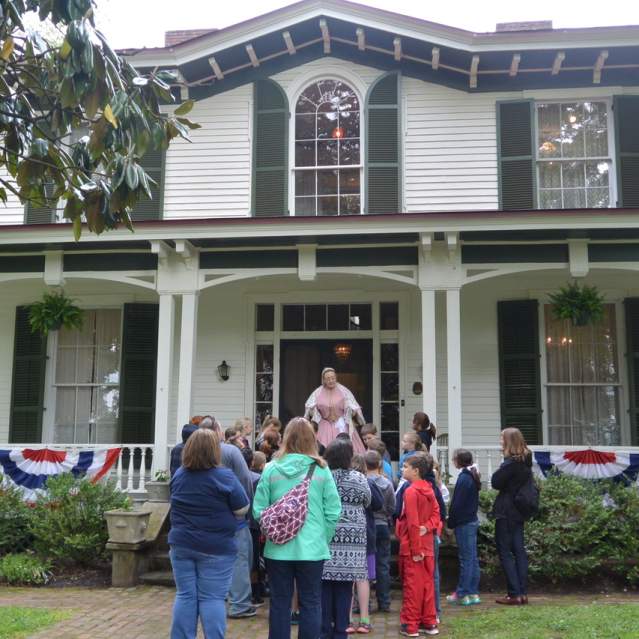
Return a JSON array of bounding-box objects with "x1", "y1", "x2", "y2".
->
[
  {"x1": 281, "y1": 303, "x2": 372, "y2": 331},
  {"x1": 544, "y1": 304, "x2": 620, "y2": 445},
  {"x1": 294, "y1": 79, "x2": 361, "y2": 216},
  {"x1": 53, "y1": 309, "x2": 121, "y2": 444},
  {"x1": 536, "y1": 101, "x2": 612, "y2": 209},
  {"x1": 380, "y1": 343, "x2": 400, "y2": 460},
  {"x1": 255, "y1": 345, "x2": 274, "y2": 430}
]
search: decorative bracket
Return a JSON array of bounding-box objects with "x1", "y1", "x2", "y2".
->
[
  {"x1": 569, "y1": 239, "x2": 589, "y2": 277},
  {"x1": 44, "y1": 251, "x2": 65, "y2": 287},
  {"x1": 297, "y1": 244, "x2": 317, "y2": 281},
  {"x1": 150, "y1": 240, "x2": 172, "y2": 267},
  {"x1": 175, "y1": 240, "x2": 198, "y2": 270},
  {"x1": 446, "y1": 232, "x2": 459, "y2": 260}
]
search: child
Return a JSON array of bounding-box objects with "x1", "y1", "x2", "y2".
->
[
  {"x1": 360, "y1": 424, "x2": 391, "y2": 462},
  {"x1": 259, "y1": 429, "x2": 281, "y2": 462},
  {"x1": 365, "y1": 450, "x2": 396, "y2": 613},
  {"x1": 397, "y1": 454, "x2": 441, "y2": 637},
  {"x1": 397, "y1": 432, "x2": 423, "y2": 481},
  {"x1": 245, "y1": 447, "x2": 266, "y2": 606},
  {"x1": 366, "y1": 438, "x2": 395, "y2": 486},
  {"x1": 446, "y1": 449, "x2": 481, "y2": 607},
  {"x1": 412, "y1": 412, "x2": 437, "y2": 452},
  {"x1": 430, "y1": 460, "x2": 448, "y2": 620},
  {"x1": 225, "y1": 424, "x2": 245, "y2": 448}
]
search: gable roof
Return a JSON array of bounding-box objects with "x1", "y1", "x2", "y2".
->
[{"x1": 123, "y1": 0, "x2": 639, "y2": 94}]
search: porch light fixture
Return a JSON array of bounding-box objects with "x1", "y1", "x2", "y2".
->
[
  {"x1": 334, "y1": 343, "x2": 352, "y2": 360},
  {"x1": 217, "y1": 360, "x2": 230, "y2": 381}
]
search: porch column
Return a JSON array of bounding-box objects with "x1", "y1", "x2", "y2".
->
[
  {"x1": 420, "y1": 288, "x2": 437, "y2": 426},
  {"x1": 153, "y1": 293, "x2": 175, "y2": 472},
  {"x1": 446, "y1": 287, "x2": 462, "y2": 478},
  {"x1": 177, "y1": 292, "x2": 198, "y2": 439}
]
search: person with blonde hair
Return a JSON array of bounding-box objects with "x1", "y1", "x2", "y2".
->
[
  {"x1": 491, "y1": 427, "x2": 533, "y2": 606},
  {"x1": 253, "y1": 417, "x2": 341, "y2": 639},
  {"x1": 169, "y1": 429, "x2": 249, "y2": 639}
]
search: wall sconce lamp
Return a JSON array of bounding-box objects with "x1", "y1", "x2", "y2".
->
[{"x1": 218, "y1": 360, "x2": 230, "y2": 381}]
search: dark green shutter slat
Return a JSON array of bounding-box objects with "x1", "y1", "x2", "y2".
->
[
  {"x1": 366, "y1": 73, "x2": 401, "y2": 215},
  {"x1": 130, "y1": 147, "x2": 165, "y2": 221},
  {"x1": 497, "y1": 101, "x2": 536, "y2": 211},
  {"x1": 497, "y1": 300, "x2": 542, "y2": 444},
  {"x1": 614, "y1": 96, "x2": 639, "y2": 207},
  {"x1": 9, "y1": 307, "x2": 47, "y2": 443},
  {"x1": 118, "y1": 303, "x2": 159, "y2": 444},
  {"x1": 252, "y1": 79, "x2": 288, "y2": 217},
  {"x1": 25, "y1": 183, "x2": 57, "y2": 224},
  {"x1": 625, "y1": 298, "x2": 639, "y2": 444}
]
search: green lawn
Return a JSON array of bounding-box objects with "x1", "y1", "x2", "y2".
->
[
  {"x1": 0, "y1": 607, "x2": 71, "y2": 639},
  {"x1": 444, "y1": 603, "x2": 639, "y2": 639}
]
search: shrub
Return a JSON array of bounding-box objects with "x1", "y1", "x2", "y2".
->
[
  {"x1": 0, "y1": 480, "x2": 33, "y2": 555},
  {"x1": 0, "y1": 553, "x2": 51, "y2": 585},
  {"x1": 478, "y1": 474, "x2": 639, "y2": 584},
  {"x1": 29, "y1": 474, "x2": 130, "y2": 566}
]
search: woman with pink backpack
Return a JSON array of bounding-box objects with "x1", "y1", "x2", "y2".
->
[{"x1": 253, "y1": 417, "x2": 342, "y2": 639}]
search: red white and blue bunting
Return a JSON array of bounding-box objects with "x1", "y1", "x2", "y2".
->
[
  {"x1": 0, "y1": 447, "x2": 121, "y2": 501},
  {"x1": 533, "y1": 449, "x2": 639, "y2": 484}
]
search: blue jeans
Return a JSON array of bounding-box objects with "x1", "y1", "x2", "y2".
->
[
  {"x1": 266, "y1": 558, "x2": 324, "y2": 639},
  {"x1": 228, "y1": 525, "x2": 253, "y2": 615},
  {"x1": 455, "y1": 520, "x2": 480, "y2": 597},
  {"x1": 321, "y1": 579, "x2": 353, "y2": 639},
  {"x1": 169, "y1": 545, "x2": 235, "y2": 639},
  {"x1": 374, "y1": 523, "x2": 391, "y2": 609},
  {"x1": 495, "y1": 518, "x2": 528, "y2": 597},
  {"x1": 433, "y1": 534, "x2": 441, "y2": 614}
]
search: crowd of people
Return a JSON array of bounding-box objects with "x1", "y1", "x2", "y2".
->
[{"x1": 167, "y1": 368, "x2": 535, "y2": 639}]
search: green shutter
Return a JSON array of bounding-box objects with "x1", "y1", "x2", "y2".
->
[
  {"x1": 9, "y1": 307, "x2": 47, "y2": 443},
  {"x1": 130, "y1": 147, "x2": 166, "y2": 221},
  {"x1": 497, "y1": 300, "x2": 542, "y2": 444},
  {"x1": 24, "y1": 183, "x2": 57, "y2": 224},
  {"x1": 614, "y1": 96, "x2": 639, "y2": 208},
  {"x1": 625, "y1": 298, "x2": 639, "y2": 444},
  {"x1": 497, "y1": 100, "x2": 536, "y2": 211},
  {"x1": 366, "y1": 72, "x2": 401, "y2": 215},
  {"x1": 118, "y1": 303, "x2": 159, "y2": 444},
  {"x1": 252, "y1": 79, "x2": 288, "y2": 217}
]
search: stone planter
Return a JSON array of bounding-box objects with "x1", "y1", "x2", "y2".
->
[
  {"x1": 105, "y1": 509, "x2": 151, "y2": 544},
  {"x1": 146, "y1": 480, "x2": 170, "y2": 502}
]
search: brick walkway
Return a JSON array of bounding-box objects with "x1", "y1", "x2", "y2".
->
[{"x1": 1, "y1": 586, "x2": 637, "y2": 638}]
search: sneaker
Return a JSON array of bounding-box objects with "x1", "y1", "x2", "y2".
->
[
  {"x1": 420, "y1": 625, "x2": 439, "y2": 636},
  {"x1": 252, "y1": 596, "x2": 265, "y2": 607},
  {"x1": 459, "y1": 595, "x2": 473, "y2": 607},
  {"x1": 228, "y1": 607, "x2": 257, "y2": 619},
  {"x1": 399, "y1": 625, "x2": 419, "y2": 638},
  {"x1": 469, "y1": 594, "x2": 481, "y2": 605},
  {"x1": 357, "y1": 622, "x2": 372, "y2": 633},
  {"x1": 291, "y1": 611, "x2": 300, "y2": 624},
  {"x1": 445, "y1": 592, "x2": 458, "y2": 604}
]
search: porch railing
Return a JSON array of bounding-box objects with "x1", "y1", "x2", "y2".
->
[{"x1": 7, "y1": 444, "x2": 154, "y2": 494}]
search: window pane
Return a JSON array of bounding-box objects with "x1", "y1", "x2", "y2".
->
[
  {"x1": 255, "y1": 404, "x2": 272, "y2": 431},
  {"x1": 339, "y1": 169, "x2": 360, "y2": 195},
  {"x1": 340, "y1": 195, "x2": 360, "y2": 215},
  {"x1": 586, "y1": 188, "x2": 609, "y2": 208},
  {"x1": 295, "y1": 170, "x2": 315, "y2": 196},
  {"x1": 539, "y1": 189, "x2": 562, "y2": 209},
  {"x1": 318, "y1": 140, "x2": 338, "y2": 166},
  {"x1": 328, "y1": 304, "x2": 349, "y2": 330},
  {"x1": 596, "y1": 386, "x2": 620, "y2": 445},
  {"x1": 381, "y1": 431, "x2": 400, "y2": 462},
  {"x1": 96, "y1": 347, "x2": 120, "y2": 385},
  {"x1": 295, "y1": 141, "x2": 315, "y2": 167},
  {"x1": 56, "y1": 347, "x2": 77, "y2": 384},
  {"x1": 339, "y1": 139, "x2": 360, "y2": 165},
  {"x1": 563, "y1": 189, "x2": 586, "y2": 208},
  {"x1": 76, "y1": 346, "x2": 96, "y2": 383},
  {"x1": 545, "y1": 307, "x2": 570, "y2": 382},
  {"x1": 585, "y1": 161, "x2": 610, "y2": 187},
  {"x1": 317, "y1": 111, "x2": 337, "y2": 139},
  {"x1": 295, "y1": 196, "x2": 316, "y2": 216},
  {"x1": 318, "y1": 196, "x2": 338, "y2": 216},
  {"x1": 560, "y1": 103, "x2": 585, "y2": 158},
  {"x1": 256, "y1": 305, "x2": 274, "y2": 332},
  {"x1": 381, "y1": 403, "x2": 399, "y2": 430},
  {"x1": 350, "y1": 304, "x2": 371, "y2": 330},
  {"x1": 547, "y1": 386, "x2": 572, "y2": 444},
  {"x1": 282, "y1": 305, "x2": 304, "y2": 331},
  {"x1": 584, "y1": 102, "x2": 608, "y2": 156},
  {"x1": 380, "y1": 302, "x2": 399, "y2": 330},
  {"x1": 295, "y1": 114, "x2": 315, "y2": 140},
  {"x1": 381, "y1": 343, "x2": 399, "y2": 371},
  {"x1": 341, "y1": 110, "x2": 360, "y2": 138},
  {"x1": 562, "y1": 161, "x2": 585, "y2": 188},
  {"x1": 381, "y1": 373, "x2": 399, "y2": 401},
  {"x1": 317, "y1": 170, "x2": 338, "y2": 195},
  {"x1": 539, "y1": 162, "x2": 561, "y2": 188},
  {"x1": 305, "y1": 305, "x2": 326, "y2": 331},
  {"x1": 256, "y1": 345, "x2": 273, "y2": 372},
  {"x1": 537, "y1": 103, "x2": 560, "y2": 158},
  {"x1": 256, "y1": 374, "x2": 273, "y2": 402}
]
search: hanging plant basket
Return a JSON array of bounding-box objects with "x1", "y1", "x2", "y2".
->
[
  {"x1": 28, "y1": 291, "x2": 84, "y2": 335},
  {"x1": 548, "y1": 281, "x2": 605, "y2": 327}
]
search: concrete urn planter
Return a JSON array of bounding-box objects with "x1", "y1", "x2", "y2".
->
[
  {"x1": 146, "y1": 481, "x2": 170, "y2": 502},
  {"x1": 105, "y1": 509, "x2": 151, "y2": 544}
]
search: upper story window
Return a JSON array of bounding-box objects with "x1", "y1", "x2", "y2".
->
[
  {"x1": 294, "y1": 79, "x2": 361, "y2": 216},
  {"x1": 536, "y1": 101, "x2": 612, "y2": 209}
]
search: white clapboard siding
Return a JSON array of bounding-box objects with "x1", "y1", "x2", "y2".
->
[
  {"x1": 0, "y1": 169, "x2": 25, "y2": 225},
  {"x1": 163, "y1": 84, "x2": 252, "y2": 218}
]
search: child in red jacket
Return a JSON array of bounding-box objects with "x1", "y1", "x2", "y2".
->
[{"x1": 396, "y1": 453, "x2": 441, "y2": 637}]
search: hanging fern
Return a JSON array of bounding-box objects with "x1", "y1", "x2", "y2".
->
[
  {"x1": 28, "y1": 291, "x2": 84, "y2": 335},
  {"x1": 548, "y1": 282, "x2": 605, "y2": 327}
]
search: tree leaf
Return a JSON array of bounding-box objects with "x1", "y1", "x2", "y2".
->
[
  {"x1": 103, "y1": 104, "x2": 118, "y2": 129},
  {"x1": 0, "y1": 37, "x2": 14, "y2": 61},
  {"x1": 73, "y1": 216, "x2": 82, "y2": 241},
  {"x1": 60, "y1": 39, "x2": 72, "y2": 60},
  {"x1": 174, "y1": 99, "x2": 195, "y2": 116}
]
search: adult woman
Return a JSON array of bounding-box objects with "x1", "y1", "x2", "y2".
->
[
  {"x1": 304, "y1": 368, "x2": 366, "y2": 454},
  {"x1": 169, "y1": 428, "x2": 250, "y2": 639},
  {"x1": 491, "y1": 427, "x2": 533, "y2": 606},
  {"x1": 322, "y1": 438, "x2": 371, "y2": 639},
  {"x1": 253, "y1": 417, "x2": 341, "y2": 639}
]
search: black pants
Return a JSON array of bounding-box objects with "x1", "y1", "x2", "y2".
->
[
  {"x1": 321, "y1": 579, "x2": 353, "y2": 639},
  {"x1": 495, "y1": 518, "x2": 528, "y2": 597}
]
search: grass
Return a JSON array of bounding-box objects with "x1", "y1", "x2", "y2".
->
[
  {"x1": 0, "y1": 607, "x2": 71, "y2": 639},
  {"x1": 443, "y1": 603, "x2": 639, "y2": 639}
]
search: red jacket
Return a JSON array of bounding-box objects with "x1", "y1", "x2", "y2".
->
[{"x1": 395, "y1": 480, "x2": 441, "y2": 557}]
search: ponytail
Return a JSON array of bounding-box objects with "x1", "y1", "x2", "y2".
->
[{"x1": 453, "y1": 448, "x2": 481, "y2": 489}]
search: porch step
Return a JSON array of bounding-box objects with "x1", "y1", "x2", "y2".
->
[{"x1": 139, "y1": 570, "x2": 175, "y2": 587}]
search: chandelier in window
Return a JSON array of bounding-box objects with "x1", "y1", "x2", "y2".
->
[{"x1": 334, "y1": 343, "x2": 352, "y2": 360}]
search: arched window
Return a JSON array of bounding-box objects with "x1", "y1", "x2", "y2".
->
[{"x1": 294, "y1": 79, "x2": 361, "y2": 216}]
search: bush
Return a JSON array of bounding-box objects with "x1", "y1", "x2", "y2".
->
[
  {"x1": 0, "y1": 553, "x2": 51, "y2": 585},
  {"x1": 0, "y1": 480, "x2": 33, "y2": 555},
  {"x1": 29, "y1": 474, "x2": 130, "y2": 566},
  {"x1": 478, "y1": 474, "x2": 639, "y2": 584}
]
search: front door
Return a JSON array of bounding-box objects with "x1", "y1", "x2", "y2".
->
[{"x1": 279, "y1": 339, "x2": 373, "y2": 427}]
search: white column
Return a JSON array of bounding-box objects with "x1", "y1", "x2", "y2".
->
[
  {"x1": 177, "y1": 292, "x2": 198, "y2": 440},
  {"x1": 421, "y1": 288, "x2": 437, "y2": 425},
  {"x1": 153, "y1": 293, "x2": 175, "y2": 472},
  {"x1": 446, "y1": 288, "x2": 462, "y2": 478}
]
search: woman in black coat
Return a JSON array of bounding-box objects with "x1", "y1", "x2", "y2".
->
[{"x1": 491, "y1": 427, "x2": 533, "y2": 605}]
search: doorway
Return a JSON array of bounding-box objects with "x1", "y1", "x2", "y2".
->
[{"x1": 279, "y1": 339, "x2": 373, "y2": 426}]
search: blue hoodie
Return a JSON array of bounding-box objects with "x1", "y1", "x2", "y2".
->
[{"x1": 170, "y1": 424, "x2": 198, "y2": 477}]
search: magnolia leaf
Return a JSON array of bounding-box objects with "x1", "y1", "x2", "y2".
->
[
  {"x1": 132, "y1": 76, "x2": 148, "y2": 87},
  {"x1": 174, "y1": 99, "x2": 195, "y2": 116},
  {"x1": 176, "y1": 117, "x2": 202, "y2": 130},
  {"x1": 73, "y1": 216, "x2": 82, "y2": 241},
  {"x1": 0, "y1": 37, "x2": 14, "y2": 61},
  {"x1": 104, "y1": 104, "x2": 118, "y2": 129},
  {"x1": 60, "y1": 39, "x2": 72, "y2": 60}
]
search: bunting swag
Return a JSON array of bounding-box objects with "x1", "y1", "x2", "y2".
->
[
  {"x1": 533, "y1": 449, "x2": 639, "y2": 484},
  {"x1": 0, "y1": 447, "x2": 121, "y2": 501}
]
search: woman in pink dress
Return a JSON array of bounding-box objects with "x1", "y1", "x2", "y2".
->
[{"x1": 304, "y1": 368, "x2": 366, "y2": 454}]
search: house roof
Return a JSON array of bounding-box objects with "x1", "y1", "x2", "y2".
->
[{"x1": 122, "y1": 0, "x2": 639, "y2": 95}]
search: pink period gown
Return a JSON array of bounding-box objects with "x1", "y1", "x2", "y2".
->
[{"x1": 315, "y1": 386, "x2": 366, "y2": 453}]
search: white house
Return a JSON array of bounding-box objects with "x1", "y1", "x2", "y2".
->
[{"x1": 2, "y1": 0, "x2": 639, "y2": 488}]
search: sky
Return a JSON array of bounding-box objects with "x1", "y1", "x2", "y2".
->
[{"x1": 95, "y1": 0, "x2": 639, "y2": 50}]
